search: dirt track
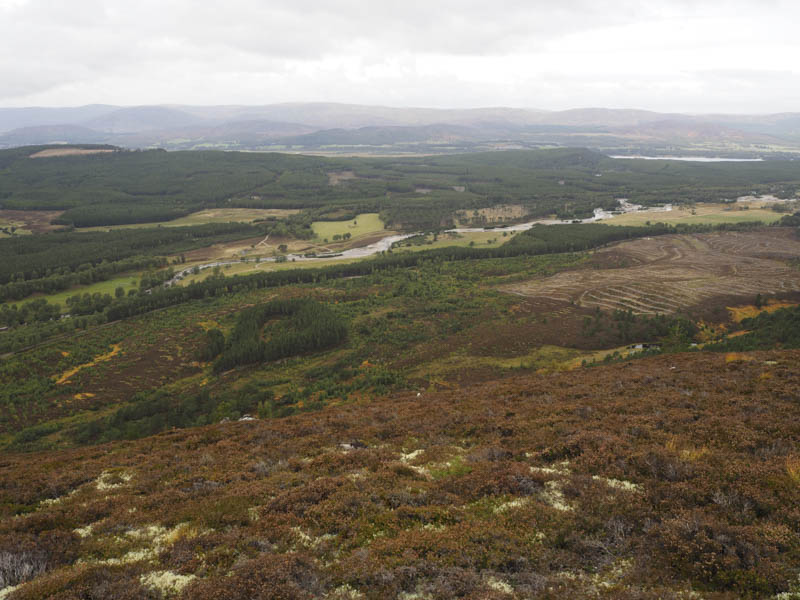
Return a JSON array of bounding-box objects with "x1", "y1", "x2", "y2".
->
[{"x1": 503, "y1": 230, "x2": 800, "y2": 315}]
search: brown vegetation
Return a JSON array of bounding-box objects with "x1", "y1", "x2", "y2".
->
[
  {"x1": 327, "y1": 171, "x2": 358, "y2": 186},
  {"x1": 2, "y1": 349, "x2": 799, "y2": 597},
  {"x1": 0, "y1": 210, "x2": 64, "y2": 234},
  {"x1": 504, "y1": 230, "x2": 800, "y2": 315}
]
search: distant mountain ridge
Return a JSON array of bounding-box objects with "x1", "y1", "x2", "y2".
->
[{"x1": 1, "y1": 103, "x2": 799, "y2": 155}]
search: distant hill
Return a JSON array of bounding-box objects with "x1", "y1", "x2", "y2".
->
[
  {"x1": 104, "y1": 119, "x2": 318, "y2": 149},
  {"x1": 0, "y1": 102, "x2": 799, "y2": 154},
  {"x1": 704, "y1": 113, "x2": 800, "y2": 142},
  {"x1": 0, "y1": 104, "x2": 116, "y2": 133},
  {"x1": 193, "y1": 119, "x2": 318, "y2": 143},
  {"x1": 84, "y1": 105, "x2": 209, "y2": 133},
  {"x1": 0, "y1": 124, "x2": 109, "y2": 147},
  {"x1": 180, "y1": 103, "x2": 550, "y2": 129},
  {"x1": 280, "y1": 123, "x2": 485, "y2": 146},
  {"x1": 611, "y1": 119, "x2": 786, "y2": 144},
  {"x1": 534, "y1": 107, "x2": 680, "y2": 127}
]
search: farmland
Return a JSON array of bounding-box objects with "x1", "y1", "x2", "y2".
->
[
  {"x1": 602, "y1": 201, "x2": 785, "y2": 226},
  {"x1": 311, "y1": 213, "x2": 386, "y2": 241},
  {"x1": 0, "y1": 210, "x2": 64, "y2": 235},
  {"x1": 77, "y1": 208, "x2": 300, "y2": 231},
  {"x1": 5, "y1": 273, "x2": 141, "y2": 312}
]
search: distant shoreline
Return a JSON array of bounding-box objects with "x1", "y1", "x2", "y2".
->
[{"x1": 610, "y1": 155, "x2": 764, "y2": 162}]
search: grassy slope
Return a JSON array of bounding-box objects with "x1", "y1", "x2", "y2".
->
[
  {"x1": 603, "y1": 203, "x2": 783, "y2": 226},
  {"x1": 4, "y1": 273, "x2": 142, "y2": 311},
  {"x1": 1, "y1": 350, "x2": 799, "y2": 598},
  {"x1": 393, "y1": 231, "x2": 514, "y2": 252},
  {"x1": 311, "y1": 213, "x2": 386, "y2": 240}
]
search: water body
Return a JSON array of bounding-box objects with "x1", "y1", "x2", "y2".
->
[
  {"x1": 610, "y1": 155, "x2": 764, "y2": 162},
  {"x1": 167, "y1": 200, "x2": 673, "y2": 285}
]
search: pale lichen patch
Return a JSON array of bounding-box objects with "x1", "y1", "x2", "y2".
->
[
  {"x1": 95, "y1": 470, "x2": 133, "y2": 491},
  {"x1": 493, "y1": 497, "x2": 530, "y2": 514},
  {"x1": 485, "y1": 576, "x2": 515, "y2": 594},
  {"x1": 99, "y1": 548, "x2": 157, "y2": 565},
  {"x1": 327, "y1": 584, "x2": 365, "y2": 599},
  {"x1": 400, "y1": 449, "x2": 425, "y2": 462},
  {"x1": 81, "y1": 522, "x2": 203, "y2": 567},
  {"x1": 540, "y1": 480, "x2": 573, "y2": 512},
  {"x1": 408, "y1": 465, "x2": 431, "y2": 478},
  {"x1": 140, "y1": 571, "x2": 196, "y2": 597},
  {"x1": 73, "y1": 523, "x2": 94, "y2": 538},
  {"x1": 530, "y1": 460, "x2": 571, "y2": 476},
  {"x1": 398, "y1": 592, "x2": 434, "y2": 600},
  {"x1": 292, "y1": 527, "x2": 336, "y2": 549},
  {"x1": 127, "y1": 524, "x2": 167, "y2": 542},
  {"x1": 347, "y1": 469, "x2": 367, "y2": 481},
  {"x1": 772, "y1": 574, "x2": 800, "y2": 599},
  {"x1": 592, "y1": 476, "x2": 642, "y2": 493},
  {"x1": 531, "y1": 531, "x2": 546, "y2": 543},
  {"x1": 0, "y1": 584, "x2": 20, "y2": 600},
  {"x1": 591, "y1": 558, "x2": 633, "y2": 589},
  {"x1": 39, "y1": 488, "x2": 79, "y2": 508}
]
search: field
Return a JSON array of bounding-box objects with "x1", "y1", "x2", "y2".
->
[
  {"x1": 311, "y1": 213, "x2": 386, "y2": 241},
  {"x1": 173, "y1": 227, "x2": 399, "y2": 286},
  {"x1": 0, "y1": 210, "x2": 64, "y2": 234},
  {"x1": 28, "y1": 148, "x2": 115, "y2": 159},
  {"x1": 77, "y1": 208, "x2": 299, "y2": 231},
  {"x1": 603, "y1": 202, "x2": 784, "y2": 226},
  {"x1": 4, "y1": 273, "x2": 141, "y2": 311},
  {"x1": 394, "y1": 230, "x2": 517, "y2": 252},
  {"x1": 504, "y1": 229, "x2": 800, "y2": 315},
  {"x1": 454, "y1": 204, "x2": 528, "y2": 226}
]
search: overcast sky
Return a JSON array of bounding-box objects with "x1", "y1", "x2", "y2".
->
[{"x1": 1, "y1": 0, "x2": 798, "y2": 113}]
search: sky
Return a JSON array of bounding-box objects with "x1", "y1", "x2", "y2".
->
[{"x1": 1, "y1": 0, "x2": 798, "y2": 113}]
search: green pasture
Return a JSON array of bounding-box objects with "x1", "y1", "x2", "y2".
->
[
  {"x1": 603, "y1": 204, "x2": 783, "y2": 226},
  {"x1": 5, "y1": 273, "x2": 142, "y2": 312},
  {"x1": 311, "y1": 213, "x2": 385, "y2": 241}
]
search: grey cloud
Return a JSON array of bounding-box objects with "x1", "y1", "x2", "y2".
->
[
  {"x1": 3, "y1": 0, "x2": 657, "y2": 61},
  {"x1": 0, "y1": 0, "x2": 798, "y2": 110}
]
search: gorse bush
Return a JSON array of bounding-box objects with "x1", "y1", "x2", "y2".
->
[{"x1": 706, "y1": 305, "x2": 800, "y2": 352}]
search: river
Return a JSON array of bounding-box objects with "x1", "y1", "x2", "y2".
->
[{"x1": 166, "y1": 199, "x2": 673, "y2": 285}]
